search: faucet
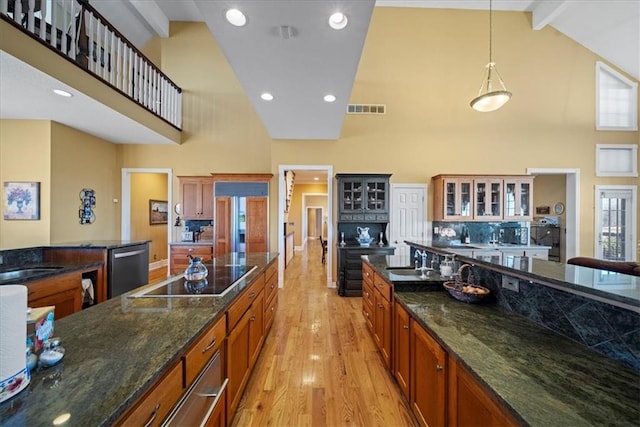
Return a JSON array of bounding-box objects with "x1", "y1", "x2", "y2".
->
[{"x1": 414, "y1": 250, "x2": 428, "y2": 270}]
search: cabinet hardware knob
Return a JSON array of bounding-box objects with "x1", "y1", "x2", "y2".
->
[
  {"x1": 378, "y1": 303, "x2": 383, "y2": 309},
  {"x1": 436, "y1": 364, "x2": 443, "y2": 371},
  {"x1": 249, "y1": 292, "x2": 256, "y2": 298},
  {"x1": 250, "y1": 315, "x2": 256, "y2": 321},
  {"x1": 271, "y1": 306, "x2": 275, "y2": 311},
  {"x1": 202, "y1": 338, "x2": 217, "y2": 353},
  {"x1": 271, "y1": 284, "x2": 275, "y2": 289},
  {"x1": 143, "y1": 403, "x2": 160, "y2": 427}
]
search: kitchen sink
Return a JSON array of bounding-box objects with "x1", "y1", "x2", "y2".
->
[
  {"x1": 386, "y1": 268, "x2": 421, "y2": 276},
  {"x1": 0, "y1": 267, "x2": 64, "y2": 282}
]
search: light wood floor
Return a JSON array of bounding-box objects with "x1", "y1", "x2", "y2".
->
[{"x1": 231, "y1": 241, "x2": 418, "y2": 427}]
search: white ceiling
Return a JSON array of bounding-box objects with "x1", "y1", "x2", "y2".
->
[{"x1": 1, "y1": 0, "x2": 638, "y2": 144}]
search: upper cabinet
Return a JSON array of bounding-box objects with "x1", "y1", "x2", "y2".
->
[
  {"x1": 336, "y1": 174, "x2": 391, "y2": 222},
  {"x1": 432, "y1": 175, "x2": 533, "y2": 222},
  {"x1": 179, "y1": 177, "x2": 214, "y2": 220}
]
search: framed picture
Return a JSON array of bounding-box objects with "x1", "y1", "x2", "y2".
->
[
  {"x1": 4, "y1": 182, "x2": 40, "y2": 220},
  {"x1": 535, "y1": 206, "x2": 550, "y2": 215},
  {"x1": 149, "y1": 199, "x2": 168, "y2": 225}
]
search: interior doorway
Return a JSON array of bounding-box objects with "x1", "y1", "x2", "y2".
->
[
  {"x1": 121, "y1": 168, "x2": 173, "y2": 269},
  {"x1": 306, "y1": 207, "x2": 324, "y2": 242},
  {"x1": 278, "y1": 165, "x2": 333, "y2": 288}
]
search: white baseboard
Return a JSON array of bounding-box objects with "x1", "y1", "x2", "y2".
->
[
  {"x1": 295, "y1": 245, "x2": 304, "y2": 252},
  {"x1": 149, "y1": 259, "x2": 168, "y2": 270}
]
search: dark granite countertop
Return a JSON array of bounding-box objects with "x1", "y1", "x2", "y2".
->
[
  {"x1": 0, "y1": 260, "x2": 105, "y2": 285},
  {"x1": 0, "y1": 252, "x2": 278, "y2": 426},
  {"x1": 407, "y1": 240, "x2": 640, "y2": 312},
  {"x1": 47, "y1": 240, "x2": 151, "y2": 249},
  {"x1": 169, "y1": 241, "x2": 214, "y2": 246},
  {"x1": 395, "y1": 291, "x2": 640, "y2": 426}
]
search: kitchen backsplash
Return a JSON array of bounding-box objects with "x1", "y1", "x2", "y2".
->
[{"x1": 433, "y1": 221, "x2": 529, "y2": 245}]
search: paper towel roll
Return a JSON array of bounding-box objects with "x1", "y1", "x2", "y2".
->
[{"x1": 0, "y1": 285, "x2": 30, "y2": 403}]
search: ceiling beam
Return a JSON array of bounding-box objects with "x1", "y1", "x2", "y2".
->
[
  {"x1": 129, "y1": 0, "x2": 170, "y2": 38},
  {"x1": 531, "y1": 0, "x2": 570, "y2": 30}
]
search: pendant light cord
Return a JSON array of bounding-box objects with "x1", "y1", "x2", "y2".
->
[{"x1": 488, "y1": 0, "x2": 493, "y2": 64}]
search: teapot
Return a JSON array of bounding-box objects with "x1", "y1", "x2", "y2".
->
[{"x1": 356, "y1": 226, "x2": 373, "y2": 246}]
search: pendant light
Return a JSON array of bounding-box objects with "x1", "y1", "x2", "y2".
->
[{"x1": 470, "y1": 0, "x2": 511, "y2": 112}]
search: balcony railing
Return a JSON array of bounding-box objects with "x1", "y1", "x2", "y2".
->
[{"x1": 0, "y1": 0, "x2": 182, "y2": 129}]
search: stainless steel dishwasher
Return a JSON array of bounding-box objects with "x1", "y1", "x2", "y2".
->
[{"x1": 108, "y1": 243, "x2": 149, "y2": 298}]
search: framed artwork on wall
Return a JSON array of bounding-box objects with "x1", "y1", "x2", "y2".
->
[
  {"x1": 149, "y1": 199, "x2": 168, "y2": 225},
  {"x1": 3, "y1": 182, "x2": 40, "y2": 220}
]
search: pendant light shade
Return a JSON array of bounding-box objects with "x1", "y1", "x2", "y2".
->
[{"x1": 470, "y1": 0, "x2": 511, "y2": 112}]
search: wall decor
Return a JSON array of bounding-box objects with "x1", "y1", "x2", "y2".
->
[
  {"x1": 535, "y1": 206, "x2": 550, "y2": 215},
  {"x1": 3, "y1": 182, "x2": 40, "y2": 220},
  {"x1": 79, "y1": 189, "x2": 96, "y2": 224},
  {"x1": 149, "y1": 200, "x2": 168, "y2": 225}
]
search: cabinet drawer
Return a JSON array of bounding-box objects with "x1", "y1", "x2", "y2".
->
[
  {"x1": 362, "y1": 297, "x2": 373, "y2": 331},
  {"x1": 362, "y1": 262, "x2": 374, "y2": 286},
  {"x1": 362, "y1": 281, "x2": 375, "y2": 309},
  {"x1": 171, "y1": 245, "x2": 213, "y2": 258},
  {"x1": 26, "y1": 271, "x2": 82, "y2": 302},
  {"x1": 264, "y1": 292, "x2": 278, "y2": 332},
  {"x1": 373, "y1": 273, "x2": 392, "y2": 302},
  {"x1": 227, "y1": 275, "x2": 265, "y2": 331},
  {"x1": 346, "y1": 269, "x2": 363, "y2": 280},
  {"x1": 264, "y1": 269, "x2": 278, "y2": 306},
  {"x1": 339, "y1": 214, "x2": 353, "y2": 221},
  {"x1": 116, "y1": 361, "x2": 183, "y2": 426},
  {"x1": 184, "y1": 316, "x2": 226, "y2": 388},
  {"x1": 352, "y1": 214, "x2": 365, "y2": 221},
  {"x1": 264, "y1": 260, "x2": 277, "y2": 284}
]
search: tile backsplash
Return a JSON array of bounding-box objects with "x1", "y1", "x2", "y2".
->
[{"x1": 433, "y1": 221, "x2": 528, "y2": 245}]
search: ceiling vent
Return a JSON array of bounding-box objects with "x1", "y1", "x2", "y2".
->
[
  {"x1": 346, "y1": 104, "x2": 386, "y2": 114},
  {"x1": 279, "y1": 25, "x2": 295, "y2": 39}
]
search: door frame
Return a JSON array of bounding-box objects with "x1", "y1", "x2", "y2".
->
[
  {"x1": 121, "y1": 168, "x2": 173, "y2": 256},
  {"x1": 302, "y1": 194, "x2": 327, "y2": 249},
  {"x1": 594, "y1": 185, "x2": 637, "y2": 261},
  {"x1": 278, "y1": 165, "x2": 333, "y2": 288},
  {"x1": 527, "y1": 168, "x2": 580, "y2": 260}
]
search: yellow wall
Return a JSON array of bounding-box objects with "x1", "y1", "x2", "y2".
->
[
  {"x1": 0, "y1": 120, "x2": 51, "y2": 248},
  {"x1": 131, "y1": 173, "x2": 168, "y2": 262},
  {"x1": 50, "y1": 122, "x2": 121, "y2": 244},
  {"x1": 2, "y1": 8, "x2": 639, "y2": 263}
]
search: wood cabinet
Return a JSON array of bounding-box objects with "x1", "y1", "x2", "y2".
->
[
  {"x1": 362, "y1": 262, "x2": 393, "y2": 370},
  {"x1": 115, "y1": 361, "x2": 184, "y2": 426},
  {"x1": 411, "y1": 318, "x2": 447, "y2": 427},
  {"x1": 170, "y1": 244, "x2": 213, "y2": 275},
  {"x1": 184, "y1": 316, "x2": 226, "y2": 388},
  {"x1": 246, "y1": 197, "x2": 268, "y2": 252},
  {"x1": 394, "y1": 301, "x2": 411, "y2": 400},
  {"x1": 27, "y1": 271, "x2": 84, "y2": 319},
  {"x1": 336, "y1": 173, "x2": 391, "y2": 222},
  {"x1": 503, "y1": 178, "x2": 533, "y2": 221},
  {"x1": 226, "y1": 275, "x2": 265, "y2": 419},
  {"x1": 214, "y1": 196, "x2": 268, "y2": 256},
  {"x1": 433, "y1": 175, "x2": 474, "y2": 221},
  {"x1": 263, "y1": 259, "x2": 278, "y2": 333},
  {"x1": 474, "y1": 177, "x2": 503, "y2": 221},
  {"x1": 448, "y1": 355, "x2": 519, "y2": 427},
  {"x1": 432, "y1": 175, "x2": 534, "y2": 222},
  {"x1": 180, "y1": 176, "x2": 214, "y2": 220},
  {"x1": 215, "y1": 197, "x2": 230, "y2": 256}
]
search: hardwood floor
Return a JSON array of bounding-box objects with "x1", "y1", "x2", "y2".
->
[{"x1": 232, "y1": 241, "x2": 417, "y2": 426}]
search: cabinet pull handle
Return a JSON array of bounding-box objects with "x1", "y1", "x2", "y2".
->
[
  {"x1": 250, "y1": 315, "x2": 256, "y2": 321},
  {"x1": 249, "y1": 291, "x2": 256, "y2": 298},
  {"x1": 378, "y1": 303, "x2": 383, "y2": 309},
  {"x1": 202, "y1": 338, "x2": 217, "y2": 353},
  {"x1": 271, "y1": 306, "x2": 275, "y2": 312},
  {"x1": 436, "y1": 364, "x2": 443, "y2": 371},
  {"x1": 403, "y1": 325, "x2": 409, "y2": 329},
  {"x1": 143, "y1": 403, "x2": 160, "y2": 427},
  {"x1": 270, "y1": 284, "x2": 275, "y2": 289}
]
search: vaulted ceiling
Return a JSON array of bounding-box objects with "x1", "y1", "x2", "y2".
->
[{"x1": 1, "y1": 0, "x2": 638, "y2": 143}]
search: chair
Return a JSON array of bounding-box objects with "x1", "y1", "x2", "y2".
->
[{"x1": 319, "y1": 236, "x2": 327, "y2": 264}]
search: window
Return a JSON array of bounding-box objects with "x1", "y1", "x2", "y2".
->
[
  {"x1": 596, "y1": 144, "x2": 638, "y2": 177},
  {"x1": 594, "y1": 186, "x2": 637, "y2": 261},
  {"x1": 595, "y1": 62, "x2": 638, "y2": 131}
]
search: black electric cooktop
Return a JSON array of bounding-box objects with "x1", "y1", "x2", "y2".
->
[{"x1": 131, "y1": 264, "x2": 257, "y2": 298}]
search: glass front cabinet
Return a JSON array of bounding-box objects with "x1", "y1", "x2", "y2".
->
[
  {"x1": 337, "y1": 174, "x2": 391, "y2": 222},
  {"x1": 503, "y1": 178, "x2": 533, "y2": 221},
  {"x1": 432, "y1": 175, "x2": 534, "y2": 221}
]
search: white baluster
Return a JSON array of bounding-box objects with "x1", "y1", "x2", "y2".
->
[
  {"x1": 14, "y1": 0, "x2": 21, "y2": 24},
  {"x1": 0, "y1": 0, "x2": 8, "y2": 16},
  {"x1": 38, "y1": 0, "x2": 46, "y2": 41},
  {"x1": 109, "y1": 32, "x2": 116, "y2": 84},
  {"x1": 101, "y1": 23, "x2": 108, "y2": 80}
]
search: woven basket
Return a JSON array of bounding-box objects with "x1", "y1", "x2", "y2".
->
[{"x1": 443, "y1": 264, "x2": 490, "y2": 303}]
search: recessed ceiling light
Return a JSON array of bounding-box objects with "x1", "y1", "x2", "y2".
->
[
  {"x1": 329, "y1": 12, "x2": 348, "y2": 30},
  {"x1": 314, "y1": 177, "x2": 319, "y2": 181},
  {"x1": 53, "y1": 89, "x2": 72, "y2": 97},
  {"x1": 225, "y1": 8, "x2": 246, "y2": 26},
  {"x1": 324, "y1": 94, "x2": 336, "y2": 103},
  {"x1": 260, "y1": 92, "x2": 274, "y2": 101}
]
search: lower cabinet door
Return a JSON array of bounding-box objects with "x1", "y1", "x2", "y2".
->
[
  {"x1": 411, "y1": 319, "x2": 446, "y2": 427},
  {"x1": 394, "y1": 302, "x2": 411, "y2": 400}
]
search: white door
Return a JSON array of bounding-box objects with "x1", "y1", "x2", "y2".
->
[
  {"x1": 390, "y1": 184, "x2": 427, "y2": 263},
  {"x1": 595, "y1": 186, "x2": 637, "y2": 261}
]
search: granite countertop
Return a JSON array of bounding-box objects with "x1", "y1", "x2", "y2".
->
[
  {"x1": 0, "y1": 260, "x2": 105, "y2": 285},
  {"x1": 407, "y1": 240, "x2": 640, "y2": 312},
  {"x1": 47, "y1": 240, "x2": 151, "y2": 249},
  {"x1": 0, "y1": 252, "x2": 278, "y2": 426},
  {"x1": 169, "y1": 241, "x2": 214, "y2": 246},
  {"x1": 395, "y1": 291, "x2": 640, "y2": 426}
]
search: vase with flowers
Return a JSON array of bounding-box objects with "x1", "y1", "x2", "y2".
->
[{"x1": 7, "y1": 187, "x2": 31, "y2": 213}]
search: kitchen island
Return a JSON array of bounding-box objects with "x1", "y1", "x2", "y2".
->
[
  {"x1": 364, "y1": 254, "x2": 640, "y2": 426},
  {"x1": 0, "y1": 252, "x2": 278, "y2": 426}
]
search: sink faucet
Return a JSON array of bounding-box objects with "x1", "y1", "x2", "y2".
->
[{"x1": 414, "y1": 250, "x2": 428, "y2": 270}]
